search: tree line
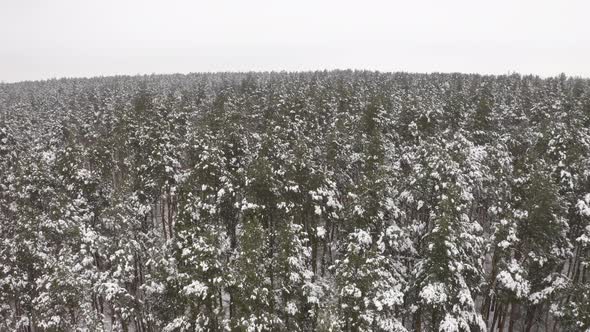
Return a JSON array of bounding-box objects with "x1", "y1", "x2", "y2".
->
[{"x1": 1, "y1": 70, "x2": 589, "y2": 331}]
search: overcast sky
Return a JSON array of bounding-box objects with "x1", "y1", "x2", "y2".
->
[{"x1": 1, "y1": 0, "x2": 589, "y2": 82}]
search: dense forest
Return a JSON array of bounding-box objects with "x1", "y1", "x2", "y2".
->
[{"x1": 1, "y1": 70, "x2": 590, "y2": 332}]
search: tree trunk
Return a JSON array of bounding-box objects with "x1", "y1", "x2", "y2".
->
[
  {"x1": 415, "y1": 307, "x2": 421, "y2": 332},
  {"x1": 508, "y1": 303, "x2": 518, "y2": 332},
  {"x1": 524, "y1": 306, "x2": 536, "y2": 332},
  {"x1": 490, "y1": 302, "x2": 500, "y2": 331}
]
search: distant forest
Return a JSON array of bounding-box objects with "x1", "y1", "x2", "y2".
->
[{"x1": 1, "y1": 71, "x2": 590, "y2": 331}]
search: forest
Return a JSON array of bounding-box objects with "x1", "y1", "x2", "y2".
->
[{"x1": 1, "y1": 70, "x2": 590, "y2": 331}]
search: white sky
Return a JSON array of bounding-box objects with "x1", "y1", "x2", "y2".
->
[{"x1": 1, "y1": 0, "x2": 589, "y2": 82}]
